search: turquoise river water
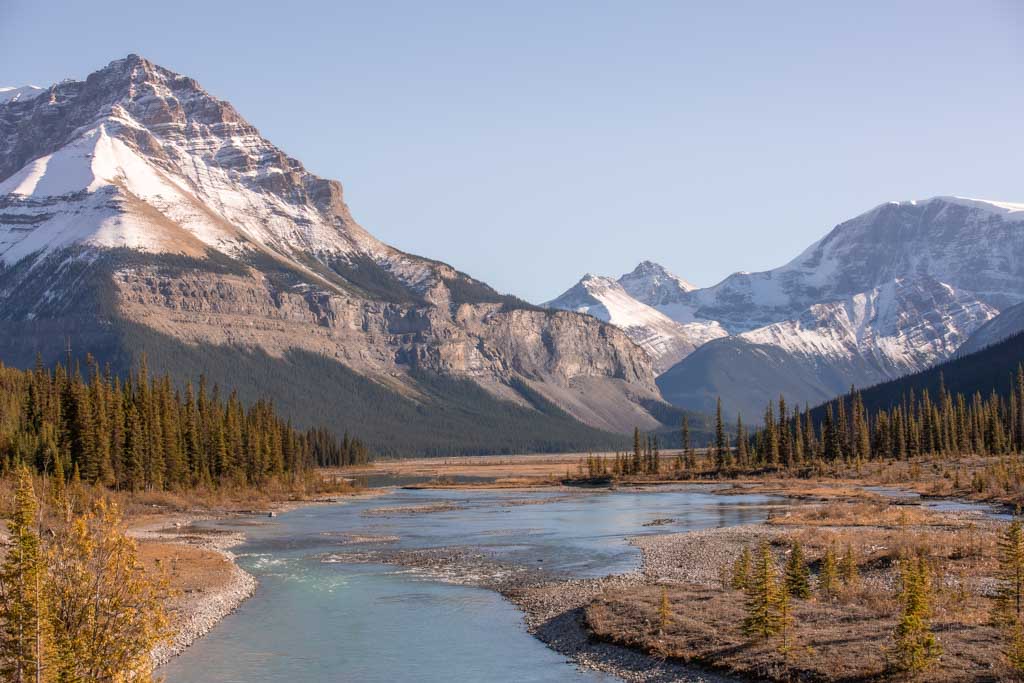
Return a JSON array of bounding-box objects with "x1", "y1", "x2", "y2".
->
[{"x1": 161, "y1": 487, "x2": 783, "y2": 682}]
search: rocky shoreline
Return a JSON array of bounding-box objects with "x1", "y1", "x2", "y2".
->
[
  {"x1": 505, "y1": 526, "x2": 780, "y2": 682},
  {"x1": 131, "y1": 517, "x2": 258, "y2": 668}
]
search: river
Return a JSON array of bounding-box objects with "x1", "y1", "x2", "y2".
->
[{"x1": 160, "y1": 486, "x2": 784, "y2": 682}]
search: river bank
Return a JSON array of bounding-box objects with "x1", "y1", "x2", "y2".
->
[
  {"x1": 506, "y1": 526, "x2": 778, "y2": 682},
  {"x1": 132, "y1": 515, "x2": 258, "y2": 667},
  {"x1": 134, "y1": 489, "x2": 386, "y2": 668},
  {"x1": 149, "y1": 478, "x2": 1014, "y2": 682},
  {"x1": 353, "y1": 496, "x2": 1009, "y2": 682}
]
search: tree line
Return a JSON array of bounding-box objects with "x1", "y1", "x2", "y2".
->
[
  {"x1": 730, "y1": 367, "x2": 1024, "y2": 469},
  {"x1": 0, "y1": 356, "x2": 369, "y2": 490}
]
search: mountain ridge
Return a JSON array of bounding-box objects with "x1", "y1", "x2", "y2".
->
[{"x1": 548, "y1": 195, "x2": 1023, "y2": 419}]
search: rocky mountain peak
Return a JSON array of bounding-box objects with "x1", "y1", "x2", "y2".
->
[
  {"x1": 618, "y1": 260, "x2": 696, "y2": 306},
  {"x1": 0, "y1": 54, "x2": 380, "y2": 268}
]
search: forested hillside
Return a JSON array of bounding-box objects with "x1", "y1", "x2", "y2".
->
[
  {"x1": 733, "y1": 357, "x2": 1024, "y2": 469},
  {"x1": 826, "y1": 331, "x2": 1024, "y2": 419},
  {"x1": 0, "y1": 356, "x2": 368, "y2": 488}
]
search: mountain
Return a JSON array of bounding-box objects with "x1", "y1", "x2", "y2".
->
[
  {"x1": 660, "y1": 197, "x2": 1022, "y2": 418},
  {"x1": 549, "y1": 197, "x2": 1023, "y2": 420},
  {"x1": 0, "y1": 55, "x2": 676, "y2": 454},
  {"x1": 959, "y1": 301, "x2": 1024, "y2": 356},
  {"x1": 544, "y1": 263, "x2": 727, "y2": 371}
]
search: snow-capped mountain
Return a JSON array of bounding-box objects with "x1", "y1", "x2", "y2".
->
[
  {"x1": 544, "y1": 264, "x2": 726, "y2": 371},
  {"x1": 0, "y1": 55, "x2": 672, "y2": 448},
  {"x1": 0, "y1": 56, "x2": 424, "y2": 291},
  {"x1": 687, "y1": 196, "x2": 1024, "y2": 332},
  {"x1": 549, "y1": 197, "x2": 1024, "y2": 419}
]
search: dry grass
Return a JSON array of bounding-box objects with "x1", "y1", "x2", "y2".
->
[
  {"x1": 587, "y1": 503, "x2": 1013, "y2": 681},
  {"x1": 770, "y1": 500, "x2": 939, "y2": 528},
  {"x1": 586, "y1": 579, "x2": 1008, "y2": 682}
]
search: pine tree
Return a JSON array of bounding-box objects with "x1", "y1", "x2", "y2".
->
[
  {"x1": 892, "y1": 555, "x2": 941, "y2": 673},
  {"x1": 731, "y1": 547, "x2": 752, "y2": 591},
  {"x1": 784, "y1": 540, "x2": 811, "y2": 599},
  {"x1": 818, "y1": 543, "x2": 840, "y2": 600},
  {"x1": 0, "y1": 466, "x2": 48, "y2": 683},
  {"x1": 993, "y1": 519, "x2": 1024, "y2": 627},
  {"x1": 743, "y1": 542, "x2": 781, "y2": 638}
]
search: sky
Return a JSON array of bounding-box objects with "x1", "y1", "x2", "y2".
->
[{"x1": 1, "y1": 1, "x2": 1022, "y2": 303}]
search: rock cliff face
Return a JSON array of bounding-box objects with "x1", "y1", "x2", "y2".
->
[
  {"x1": 0, "y1": 55, "x2": 666, "y2": 444},
  {"x1": 105, "y1": 264, "x2": 659, "y2": 431}
]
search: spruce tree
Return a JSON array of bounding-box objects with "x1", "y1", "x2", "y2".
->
[
  {"x1": 784, "y1": 540, "x2": 811, "y2": 599},
  {"x1": 993, "y1": 519, "x2": 1024, "y2": 627},
  {"x1": 632, "y1": 427, "x2": 642, "y2": 475},
  {"x1": 715, "y1": 398, "x2": 726, "y2": 471},
  {"x1": 731, "y1": 547, "x2": 752, "y2": 591},
  {"x1": 892, "y1": 555, "x2": 941, "y2": 673},
  {"x1": 0, "y1": 466, "x2": 48, "y2": 683},
  {"x1": 658, "y1": 586, "x2": 672, "y2": 635},
  {"x1": 840, "y1": 544, "x2": 860, "y2": 589},
  {"x1": 736, "y1": 414, "x2": 748, "y2": 467},
  {"x1": 777, "y1": 582, "x2": 795, "y2": 661},
  {"x1": 818, "y1": 543, "x2": 840, "y2": 600},
  {"x1": 1007, "y1": 619, "x2": 1024, "y2": 675},
  {"x1": 743, "y1": 541, "x2": 781, "y2": 638}
]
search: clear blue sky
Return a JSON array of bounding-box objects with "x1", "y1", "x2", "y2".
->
[{"x1": 2, "y1": 1, "x2": 1022, "y2": 302}]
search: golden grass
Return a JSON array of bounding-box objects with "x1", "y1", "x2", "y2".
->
[{"x1": 587, "y1": 501, "x2": 1011, "y2": 681}]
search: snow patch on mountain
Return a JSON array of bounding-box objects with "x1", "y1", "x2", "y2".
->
[
  {"x1": 0, "y1": 86, "x2": 43, "y2": 104},
  {"x1": 619, "y1": 260, "x2": 697, "y2": 302},
  {"x1": 0, "y1": 55, "x2": 442, "y2": 294},
  {"x1": 738, "y1": 278, "x2": 997, "y2": 369},
  {"x1": 545, "y1": 266, "x2": 726, "y2": 371},
  {"x1": 891, "y1": 196, "x2": 1024, "y2": 215},
  {"x1": 543, "y1": 273, "x2": 725, "y2": 372}
]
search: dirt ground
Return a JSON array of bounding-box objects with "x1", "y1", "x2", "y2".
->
[
  {"x1": 138, "y1": 540, "x2": 237, "y2": 605},
  {"x1": 345, "y1": 452, "x2": 610, "y2": 482}
]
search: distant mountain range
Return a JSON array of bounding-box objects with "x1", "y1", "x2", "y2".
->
[
  {"x1": 0, "y1": 55, "x2": 696, "y2": 455},
  {"x1": 548, "y1": 197, "x2": 1024, "y2": 420}
]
